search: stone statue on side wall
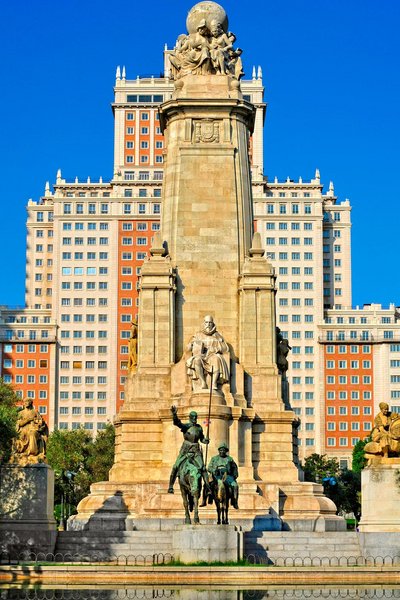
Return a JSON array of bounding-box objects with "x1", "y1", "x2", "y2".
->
[
  {"x1": 209, "y1": 20, "x2": 243, "y2": 78},
  {"x1": 276, "y1": 327, "x2": 292, "y2": 375},
  {"x1": 11, "y1": 398, "x2": 48, "y2": 465},
  {"x1": 169, "y1": 20, "x2": 212, "y2": 77},
  {"x1": 127, "y1": 319, "x2": 138, "y2": 372},
  {"x1": 364, "y1": 402, "x2": 400, "y2": 461},
  {"x1": 186, "y1": 315, "x2": 229, "y2": 391},
  {"x1": 169, "y1": 2, "x2": 244, "y2": 80}
]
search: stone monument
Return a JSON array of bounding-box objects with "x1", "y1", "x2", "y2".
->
[
  {"x1": 0, "y1": 399, "x2": 57, "y2": 556},
  {"x1": 359, "y1": 403, "x2": 400, "y2": 533},
  {"x1": 70, "y1": 1, "x2": 342, "y2": 537}
]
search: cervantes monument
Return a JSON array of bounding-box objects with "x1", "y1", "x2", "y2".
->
[{"x1": 71, "y1": 1, "x2": 342, "y2": 532}]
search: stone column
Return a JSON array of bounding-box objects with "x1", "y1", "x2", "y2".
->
[
  {"x1": 239, "y1": 233, "x2": 277, "y2": 376},
  {"x1": 137, "y1": 234, "x2": 176, "y2": 370}
]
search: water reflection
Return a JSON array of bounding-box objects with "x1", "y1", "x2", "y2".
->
[{"x1": 2, "y1": 590, "x2": 400, "y2": 600}]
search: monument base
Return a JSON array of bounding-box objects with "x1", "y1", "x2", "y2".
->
[
  {"x1": 358, "y1": 459, "x2": 400, "y2": 532},
  {"x1": 68, "y1": 478, "x2": 344, "y2": 532},
  {"x1": 67, "y1": 480, "x2": 281, "y2": 531},
  {"x1": 0, "y1": 463, "x2": 57, "y2": 556},
  {"x1": 172, "y1": 524, "x2": 243, "y2": 562},
  {"x1": 279, "y1": 482, "x2": 346, "y2": 532}
]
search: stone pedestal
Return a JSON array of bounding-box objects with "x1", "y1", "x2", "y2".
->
[
  {"x1": 359, "y1": 459, "x2": 400, "y2": 532},
  {"x1": 172, "y1": 524, "x2": 243, "y2": 563},
  {"x1": 0, "y1": 463, "x2": 57, "y2": 555}
]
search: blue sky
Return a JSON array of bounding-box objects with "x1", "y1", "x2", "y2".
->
[{"x1": 0, "y1": 0, "x2": 399, "y2": 308}]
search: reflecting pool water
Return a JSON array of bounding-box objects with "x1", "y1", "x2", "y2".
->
[{"x1": 2, "y1": 589, "x2": 400, "y2": 600}]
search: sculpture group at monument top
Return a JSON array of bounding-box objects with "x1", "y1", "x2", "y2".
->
[{"x1": 169, "y1": 1, "x2": 243, "y2": 80}]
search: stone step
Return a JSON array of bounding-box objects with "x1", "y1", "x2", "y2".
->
[
  {"x1": 57, "y1": 535, "x2": 171, "y2": 544},
  {"x1": 56, "y1": 541, "x2": 173, "y2": 549},
  {"x1": 55, "y1": 530, "x2": 174, "y2": 558},
  {"x1": 58, "y1": 531, "x2": 172, "y2": 539},
  {"x1": 245, "y1": 533, "x2": 359, "y2": 545},
  {"x1": 244, "y1": 540, "x2": 360, "y2": 554},
  {"x1": 54, "y1": 547, "x2": 172, "y2": 556},
  {"x1": 246, "y1": 531, "x2": 358, "y2": 539},
  {"x1": 55, "y1": 530, "x2": 363, "y2": 563},
  {"x1": 245, "y1": 536, "x2": 361, "y2": 544},
  {"x1": 245, "y1": 547, "x2": 361, "y2": 555},
  {"x1": 244, "y1": 531, "x2": 362, "y2": 562}
]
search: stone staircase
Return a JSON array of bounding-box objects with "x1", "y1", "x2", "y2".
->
[
  {"x1": 55, "y1": 529, "x2": 364, "y2": 565},
  {"x1": 55, "y1": 530, "x2": 174, "y2": 561},
  {"x1": 244, "y1": 531, "x2": 363, "y2": 565}
]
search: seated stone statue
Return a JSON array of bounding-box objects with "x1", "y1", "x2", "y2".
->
[
  {"x1": 186, "y1": 315, "x2": 229, "y2": 391},
  {"x1": 11, "y1": 398, "x2": 48, "y2": 465},
  {"x1": 364, "y1": 402, "x2": 400, "y2": 460},
  {"x1": 209, "y1": 19, "x2": 234, "y2": 75},
  {"x1": 169, "y1": 20, "x2": 211, "y2": 78}
]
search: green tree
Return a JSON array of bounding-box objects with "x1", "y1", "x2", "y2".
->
[
  {"x1": 46, "y1": 425, "x2": 115, "y2": 519},
  {"x1": 46, "y1": 428, "x2": 93, "y2": 508},
  {"x1": 303, "y1": 453, "x2": 340, "y2": 483},
  {"x1": 303, "y1": 453, "x2": 362, "y2": 521},
  {"x1": 87, "y1": 423, "x2": 115, "y2": 483},
  {"x1": 0, "y1": 379, "x2": 20, "y2": 465},
  {"x1": 322, "y1": 469, "x2": 361, "y2": 521},
  {"x1": 352, "y1": 438, "x2": 370, "y2": 473}
]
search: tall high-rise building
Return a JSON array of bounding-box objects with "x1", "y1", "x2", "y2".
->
[
  {"x1": 319, "y1": 303, "x2": 400, "y2": 467},
  {"x1": 254, "y1": 174, "x2": 352, "y2": 456},
  {"x1": 1, "y1": 49, "x2": 398, "y2": 461}
]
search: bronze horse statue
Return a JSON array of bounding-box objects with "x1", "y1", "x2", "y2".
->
[
  {"x1": 178, "y1": 455, "x2": 203, "y2": 524},
  {"x1": 209, "y1": 470, "x2": 232, "y2": 525}
]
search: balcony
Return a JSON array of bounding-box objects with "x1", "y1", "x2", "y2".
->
[
  {"x1": 0, "y1": 334, "x2": 57, "y2": 344},
  {"x1": 319, "y1": 332, "x2": 400, "y2": 343}
]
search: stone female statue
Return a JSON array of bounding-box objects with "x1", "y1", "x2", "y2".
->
[{"x1": 11, "y1": 398, "x2": 48, "y2": 465}]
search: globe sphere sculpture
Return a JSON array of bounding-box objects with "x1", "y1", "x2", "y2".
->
[{"x1": 186, "y1": 1, "x2": 229, "y2": 34}]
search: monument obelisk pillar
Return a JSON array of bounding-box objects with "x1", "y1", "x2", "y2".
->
[{"x1": 159, "y1": 73, "x2": 254, "y2": 355}]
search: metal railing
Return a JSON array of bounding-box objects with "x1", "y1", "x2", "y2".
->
[
  {"x1": 245, "y1": 553, "x2": 400, "y2": 567},
  {"x1": 7, "y1": 591, "x2": 400, "y2": 600},
  {"x1": 3, "y1": 592, "x2": 176, "y2": 599},
  {"x1": 2, "y1": 550, "x2": 400, "y2": 568},
  {"x1": 0, "y1": 551, "x2": 173, "y2": 566}
]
